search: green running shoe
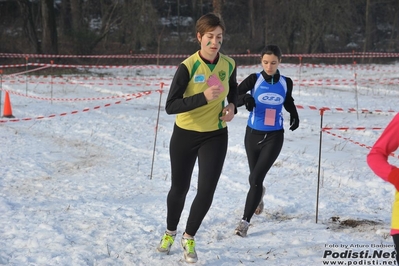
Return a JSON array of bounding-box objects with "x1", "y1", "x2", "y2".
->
[
  {"x1": 181, "y1": 236, "x2": 198, "y2": 263},
  {"x1": 157, "y1": 231, "x2": 176, "y2": 254}
]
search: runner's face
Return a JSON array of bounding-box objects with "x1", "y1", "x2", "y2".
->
[
  {"x1": 261, "y1": 54, "x2": 280, "y2": 76},
  {"x1": 198, "y1": 26, "x2": 223, "y2": 61}
]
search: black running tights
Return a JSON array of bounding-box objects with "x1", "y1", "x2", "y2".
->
[
  {"x1": 166, "y1": 124, "x2": 228, "y2": 236},
  {"x1": 242, "y1": 127, "x2": 284, "y2": 222},
  {"x1": 392, "y1": 234, "x2": 399, "y2": 264}
]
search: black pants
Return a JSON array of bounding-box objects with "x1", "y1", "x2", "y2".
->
[
  {"x1": 393, "y1": 234, "x2": 399, "y2": 264},
  {"x1": 166, "y1": 124, "x2": 228, "y2": 236},
  {"x1": 242, "y1": 127, "x2": 284, "y2": 222}
]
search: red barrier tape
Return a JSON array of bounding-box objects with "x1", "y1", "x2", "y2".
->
[
  {"x1": 1, "y1": 52, "x2": 399, "y2": 59},
  {"x1": 2, "y1": 80, "x2": 169, "y2": 88},
  {"x1": 296, "y1": 105, "x2": 397, "y2": 114},
  {"x1": 322, "y1": 127, "x2": 384, "y2": 131},
  {"x1": 1, "y1": 63, "x2": 398, "y2": 72},
  {"x1": 1, "y1": 88, "x2": 154, "y2": 102},
  {"x1": 323, "y1": 130, "x2": 399, "y2": 159},
  {"x1": 2, "y1": 85, "x2": 397, "y2": 114},
  {"x1": 4, "y1": 76, "x2": 399, "y2": 86},
  {"x1": 0, "y1": 90, "x2": 155, "y2": 123},
  {"x1": 322, "y1": 130, "x2": 372, "y2": 149}
]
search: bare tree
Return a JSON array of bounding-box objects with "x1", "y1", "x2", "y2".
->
[
  {"x1": 69, "y1": 0, "x2": 86, "y2": 53},
  {"x1": 388, "y1": 0, "x2": 399, "y2": 51},
  {"x1": 91, "y1": 0, "x2": 120, "y2": 52},
  {"x1": 2, "y1": 0, "x2": 399, "y2": 55},
  {"x1": 17, "y1": 0, "x2": 41, "y2": 53},
  {"x1": 268, "y1": 0, "x2": 301, "y2": 53},
  {"x1": 119, "y1": 0, "x2": 159, "y2": 53},
  {"x1": 248, "y1": 0, "x2": 255, "y2": 40},
  {"x1": 41, "y1": 0, "x2": 58, "y2": 55},
  {"x1": 363, "y1": 0, "x2": 372, "y2": 53},
  {"x1": 70, "y1": 0, "x2": 83, "y2": 36},
  {"x1": 59, "y1": 0, "x2": 71, "y2": 35},
  {"x1": 212, "y1": 0, "x2": 223, "y2": 15}
]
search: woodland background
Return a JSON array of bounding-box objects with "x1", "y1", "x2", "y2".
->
[{"x1": 0, "y1": 0, "x2": 399, "y2": 65}]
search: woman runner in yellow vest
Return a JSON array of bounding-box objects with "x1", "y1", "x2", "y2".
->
[{"x1": 156, "y1": 13, "x2": 238, "y2": 263}]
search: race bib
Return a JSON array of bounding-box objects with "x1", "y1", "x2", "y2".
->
[
  {"x1": 264, "y1": 108, "x2": 276, "y2": 126},
  {"x1": 207, "y1": 74, "x2": 224, "y2": 92}
]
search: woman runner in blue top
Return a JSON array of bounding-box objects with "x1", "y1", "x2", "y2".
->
[{"x1": 234, "y1": 45, "x2": 299, "y2": 237}]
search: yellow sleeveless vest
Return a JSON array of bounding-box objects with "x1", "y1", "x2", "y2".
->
[{"x1": 176, "y1": 52, "x2": 235, "y2": 132}]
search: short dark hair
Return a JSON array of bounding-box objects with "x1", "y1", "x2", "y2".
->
[
  {"x1": 196, "y1": 13, "x2": 225, "y2": 37},
  {"x1": 261, "y1": 45, "x2": 282, "y2": 61}
]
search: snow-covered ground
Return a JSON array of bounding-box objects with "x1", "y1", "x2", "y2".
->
[{"x1": 0, "y1": 61, "x2": 399, "y2": 265}]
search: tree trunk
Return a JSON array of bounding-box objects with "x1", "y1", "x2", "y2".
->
[
  {"x1": 212, "y1": 0, "x2": 222, "y2": 15},
  {"x1": 363, "y1": 0, "x2": 371, "y2": 54},
  {"x1": 59, "y1": 0, "x2": 72, "y2": 36},
  {"x1": 248, "y1": 0, "x2": 255, "y2": 40},
  {"x1": 70, "y1": 0, "x2": 82, "y2": 33},
  {"x1": 388, "y1": 0, "x2": 399, "y2": 51},
  {"x1": 70, "y1": 0, "x2": 83, "y2": 53},
  {"x1": 41, "y1": 0, "x2": 58, "y2": 55},
  {"x1": 17, "y1": 0, "x2": 41, "y2": 53}
]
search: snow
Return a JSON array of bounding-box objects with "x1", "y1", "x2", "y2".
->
[{"x1": 0, "y1": 61, "x2": 399, "y2": 265}]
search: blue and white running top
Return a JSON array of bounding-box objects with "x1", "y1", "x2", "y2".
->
[{"x1": 247, "y1": 73, "x2": 287, "y2": 132}]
